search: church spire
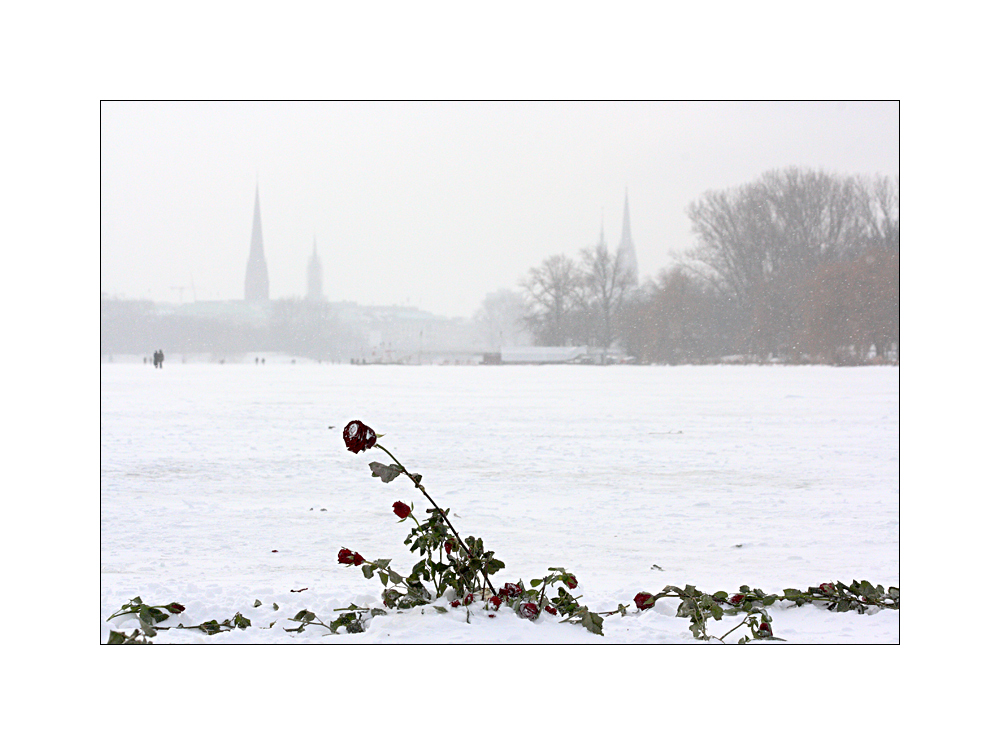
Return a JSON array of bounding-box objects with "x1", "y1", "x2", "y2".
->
[
  {"x1": 244, "y1": 183, "x2": 270, "y2": 302},
  {"x1": 307, "y1": 235, "x2": 323, "y2": 300},
  {"x1": 617, "y1": 188, "x2": 638, "y2": 280}
]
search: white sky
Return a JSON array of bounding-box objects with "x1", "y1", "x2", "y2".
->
[{"x1": 101, "y1": 101, "x2": 898, "y2": 318}]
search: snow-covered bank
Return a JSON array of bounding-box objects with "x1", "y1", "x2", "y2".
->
[{"x1": 101, "y1": 364, "x2": 899, "y2": 643}]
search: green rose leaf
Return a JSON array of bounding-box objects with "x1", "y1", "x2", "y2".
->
[
  {"x1": 369, "y1": 462, "x2": 404, "y2": 483},
  {"x1": 580, "y1": 609, "x2": 604, "y2": 636}
]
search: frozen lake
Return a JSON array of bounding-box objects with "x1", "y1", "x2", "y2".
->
[{"x1": 100, "y1": 363, "x2": 899, "y2": 643}]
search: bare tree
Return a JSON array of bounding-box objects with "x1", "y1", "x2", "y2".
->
[
  {"x1": 578, "y1": 240, "x2": 637, "y2": 350},
  {"x1": 684, "y1": 167, "x2": 874, "y2": 356},
  {"x1": 858, "y1": 174, "x2": 899, "y2": 253},
  {"x1": 474, "y1": 288, "x2": 532, "y2": 349},
  {"x1": 520, "y1": 253, "x2": 584, "y2": 346}
]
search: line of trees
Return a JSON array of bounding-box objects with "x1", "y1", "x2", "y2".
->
[{"x1": 510, "y1": 168, "x2": 899, "y2": 364}]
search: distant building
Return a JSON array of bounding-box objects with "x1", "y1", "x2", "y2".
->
[
  {"x1": 617, "y1": 189, "x2": 638, "y2": 280},
  {"x1": 244, "y1": 184, "x2": 270, "y2": 302},
  {"x1": 307, "y1": 237, "x2": 323, "y2": 300},
  {"x1": 497, "y1": 346, "x2": 590, "y2": 364}
]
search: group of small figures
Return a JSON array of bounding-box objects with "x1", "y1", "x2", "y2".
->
[{"x1": 147, "y1": 349, "x2": 164, "y2": 368}]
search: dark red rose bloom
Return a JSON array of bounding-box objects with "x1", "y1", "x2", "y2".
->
[
  {"x1": 544, "y1": 605, "x2": 557, "y2": 615},
  {"x1": 444, "y1": 542, "x2": 453, "y2": 555},
  {"x1": 489, "y1": 595, "x2": 502, "y2": 609},
  {"x1": 165, "y1": 603, "x2": 185, "y2": 614},
  {"x1": 730, "y1": 594, "x2": 745, "y2": 605},
  {"x1": 634, "y1": 592, "x2": 655, "y2": 610},
  {"x1": 343, "y1": 420, "x2": 377, "y2": 454},
  {"x1": 565, "y1": 574, "x2": 578, "y2": 589},
  {"x1": 463, "y1": 593, "x2": 474, "y2": 606},
  {"x1": 519, "y1": 602, "x2": 540, "y2": 620},
  {"x1": 500, "y1": 582, "x2": 522, "y2": 598},
  {"x1": 759, "y1": 621, "x2": 772, "y2": 637},
  {"x1": 819, "y1": 583, "x2": 835, "y2": 595},
  {"x1": 451, "y1": 599, "x2": 461, "y2": 607},
  {"x1": 392, "y1": 501, "x2": 411, "y2": 519},
  {"x1": 338, "y1": 548, "x2": 364, "y2": 566}
]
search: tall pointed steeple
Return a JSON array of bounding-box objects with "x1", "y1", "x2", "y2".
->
[
  {"x1": 617, "y1": 189, "x2": 638, "y2": 280},
  {"x1": 307, "y1": 236, "x2": 323, "y2": 300},
  {"x1": 244, "y1": 183, "x2": 270, "y2": 302}
]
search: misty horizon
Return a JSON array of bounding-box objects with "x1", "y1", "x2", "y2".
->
[{"x1": 100, "y1": 101, "x2": 899, "y2": 319}]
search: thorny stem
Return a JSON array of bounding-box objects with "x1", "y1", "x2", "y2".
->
[{"x1": 375, "y1": 442, "x2": 497, "y2": 596}]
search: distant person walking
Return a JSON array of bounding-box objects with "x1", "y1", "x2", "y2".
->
[{"x1": 152, "y1": 349, "x2": 164, "y2": 368}]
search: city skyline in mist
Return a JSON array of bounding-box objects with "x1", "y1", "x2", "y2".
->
[{"x1": 100, "y1": 101, "x2": 899, "y2": 318}]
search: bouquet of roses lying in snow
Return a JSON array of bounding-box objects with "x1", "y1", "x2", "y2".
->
[{"x1": 334, "y1": 420, "x2": 607, "y2": 634}]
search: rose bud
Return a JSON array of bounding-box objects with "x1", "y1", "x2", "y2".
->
[
  {"x1": 730, "y1": 594, "x2": 745, "y2": 605},
  {"x1": 450, "y1": 599, "x2": 461, "y2": 608},
  {"x1": 463, "y1": 593, "x2": 474, "y2": 606},
  {"x1": 352, "y1": 552, "x2": 365, "y2": 566},
  {"x1": 338, "y1": 548, "x2": 355, "y2": 565},
  {"x1": 343, "y1": 420, "x2": 377, "y2": 454},
  {"x1": 565, "y1": 574, "x2": 578, "y2": 589},
  {"x1": 165, "y1": 603, "x2": 186, "y2": 614},
  {"x1": 634, "y1": 592, "x2": 655, "y2": 610},
  {"x1": 758, "y1": 621, "x2": 772, "y2": 638},
  {"x1": 519, "y1": 602, "x2": 540, "y2": 620},
  {"x1": 544, "y1": 605, "x2": 557, "y2": 615},
  {"x1": 392, "y1": 501, "x2": 411, "y2": 519},
  {"x1": 444, "y1": 542, "x2": 453, "y2": 555},
  {"x1": 819, "y1": 583, "x2": 835, "y2": 595},
  {"x1": 489, "y1": 595, "x2": 502, "y2": 609}
]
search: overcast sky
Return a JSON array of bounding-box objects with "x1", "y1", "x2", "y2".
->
[{"x1": 101, "y1": 101, "x2": 898, "y2": 318}]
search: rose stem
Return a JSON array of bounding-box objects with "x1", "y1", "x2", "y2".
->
[{"x1": 375, "y1": 443, "x2": 497, "y2": 596}]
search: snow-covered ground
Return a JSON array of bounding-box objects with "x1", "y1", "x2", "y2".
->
[{"x1": 100, "y1": 363, "x2": 899, "y2": 643}]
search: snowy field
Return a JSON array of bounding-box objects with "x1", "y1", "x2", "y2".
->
[{"x1": 100, "y1": 362, "x2": 899, "y2": 644}]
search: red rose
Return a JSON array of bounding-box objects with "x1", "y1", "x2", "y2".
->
[
  {"x1": 819, "y1": 583, "x2": 835, "y2": 595},
  {"x1": 489, "y1": 595, "x2": 502, "y2": 609},
  {"x1": 343, "y1": 420, "x2": 377, "y2": 454},
  {"x1": 338, "y1": 548, "x2": 365, "y2": 566},
  {"x1": 544, "y1": 605, "x2": 557, "y2": 615},
  {"x1": 392, "y1": 501, "x2": 411, "y2": 519},
  {"x1": 634, "y1": 592, "x2": 655, "y2": 610},
  {"x1": 450, "y1": 599, "x2": 461, "y2": 607},
  {"x1": 463, "y1": 593, "x2": 474, "y2": 606},
  {"x1": 500, "y1": 582, "x2": 522, "y2": 598},
  {"x1": 444, "y1": 542, "x2": 453, "y2": 555},
  {"x1": 519, "y1": 602, "x2": 540, "y2": 620},
  {"x1": 730, "y1": 594, "x2": 745, "y2": 605},
  {"x1": 759, "y1": 621, "x2": 772, "y2": 638},
  {"x1": 565, "y1": 574, "x2": 578, "y2": 589},
  {"x1": 165, "y1": 603, "x2": 185, "y2": 614}
]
